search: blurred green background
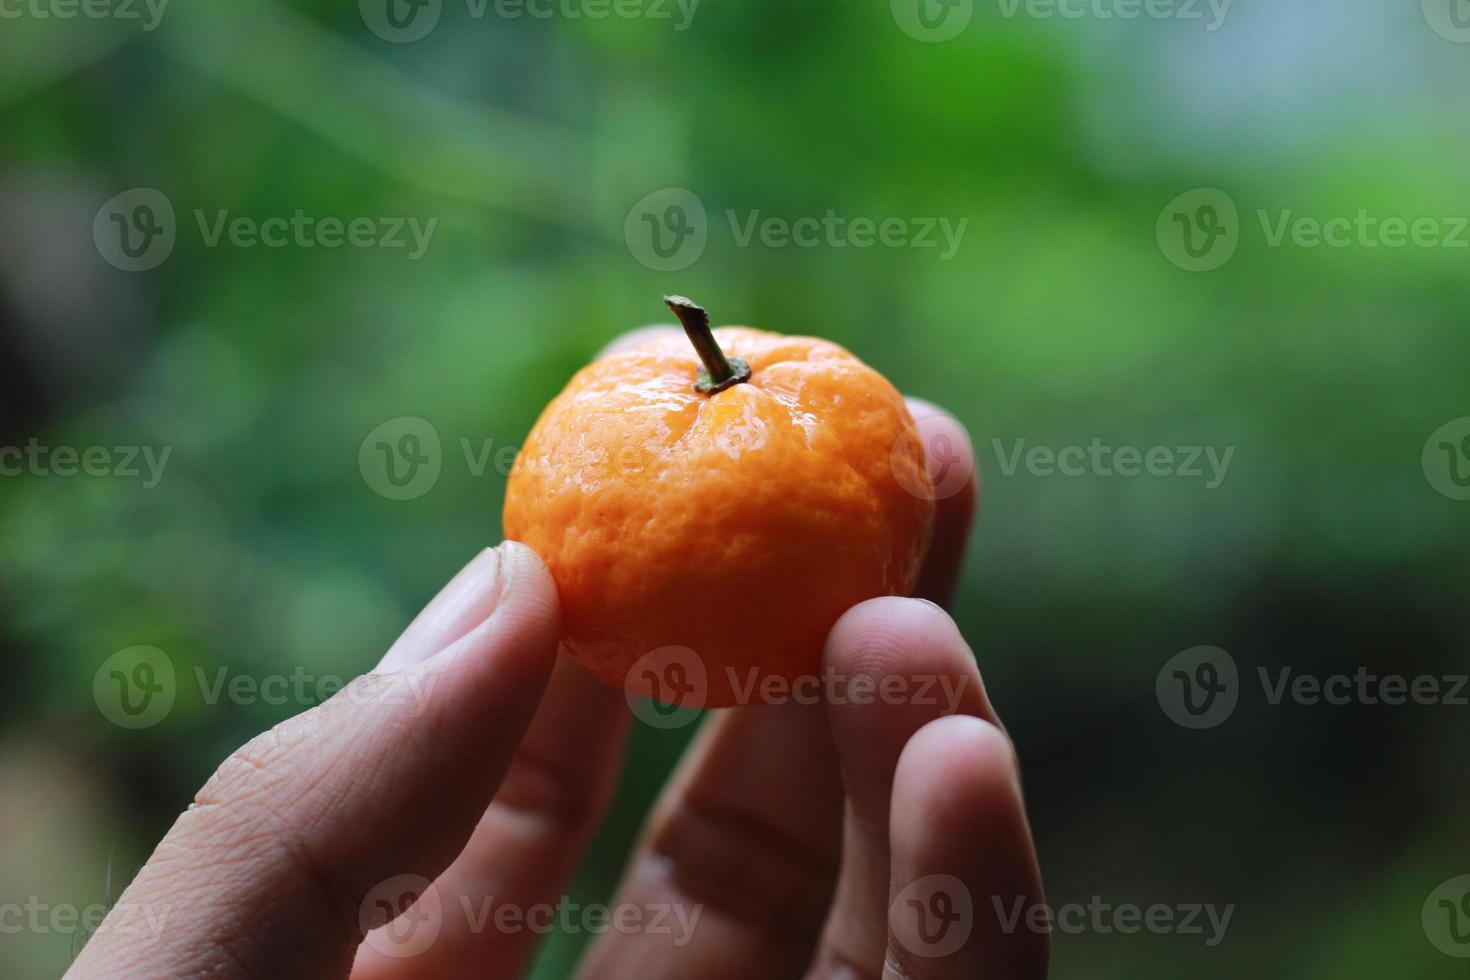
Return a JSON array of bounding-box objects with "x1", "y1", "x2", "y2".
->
[{"x1": 2, "y1": 0, "x2": 1468, "y2": 976}]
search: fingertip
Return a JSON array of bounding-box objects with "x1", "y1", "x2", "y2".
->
[
  {"x1": 903, "y1": 394, "x2": 974, "y2": 435},
  {"x1": 893, "y1": 715, "x2": 1019, "y2": 836},
  {"x1": 597, "y1": 325, "x2": 679, "y2": 359},
  {"x1": 824, "y1": 596, "x2": 969, "y2": 683},
  {"x1": 900, "y1": 398, "x2": 978, "y2": 607},
  {"x1": 887, "y1": 714, "x2": 1047, "y2": 979},
  {"x1": 446, "y1": 540, "x2": 560, "y2": 691},
  {"x1": 820, "y1": 597, "x2": 996, "y2": 821},
  {"x1": 902, "y1": 395, "x2": 952, "y2": 423},
  {"x1": 902, "y1": 397, "x2": 979, "y2": 487},
  {"x1": 494, "y1": 540, "x2": 561, "y2": 640},
  {"x1": 377, "y1": 547, "x2": 504, "y2": 672}
]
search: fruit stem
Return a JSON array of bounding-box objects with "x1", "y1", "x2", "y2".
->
[{"x1": 664, "y1": 295, "x2": 752, "y2": 394}]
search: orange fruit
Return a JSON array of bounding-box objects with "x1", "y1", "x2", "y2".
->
[{"x1": 503, "y1": 297, "x2": 934, "y2": 707}]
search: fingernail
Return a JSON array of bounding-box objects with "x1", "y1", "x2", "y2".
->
[{"x1": 377, "y1": 546, "x2": 504, "y2": 673}]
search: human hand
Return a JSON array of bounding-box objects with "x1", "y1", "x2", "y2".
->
[
  {"x1": 69, "y1": 360, "x2": 1045, "y2": 980},
  {"x1": 569, "y1": 385, "x2": 1047, "y2": 980}
]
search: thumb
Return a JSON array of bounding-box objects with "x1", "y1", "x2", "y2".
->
[{"x1": 68, "y1": 542, "x2": 561, "y2": 980}]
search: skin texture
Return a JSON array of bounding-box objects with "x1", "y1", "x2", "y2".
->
[
  {"x1": 504, "y1": 327, "x2": 935, "y2": 706},
  {"x1": 68, "y1": 330, "x2": 1046, "y2": 980}
]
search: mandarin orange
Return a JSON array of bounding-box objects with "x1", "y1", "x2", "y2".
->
[{"x1": 503, "y1": 297, "x2": 934, "y2": 707}]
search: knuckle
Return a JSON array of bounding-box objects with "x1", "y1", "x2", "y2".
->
[
  {"x1": 196, "y1": 722, "x2": 308, "y2": 812},
  {"x1": 494, "y1": 744, "x2": 610, "y2": 828},
  {"x1": 651, "y1": 794, "x2": 838, "y2": 937}
]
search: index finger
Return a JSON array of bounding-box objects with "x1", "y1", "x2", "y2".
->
[{"x1": 904, "y1": 397, "x2": 979, "y2": 608}]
